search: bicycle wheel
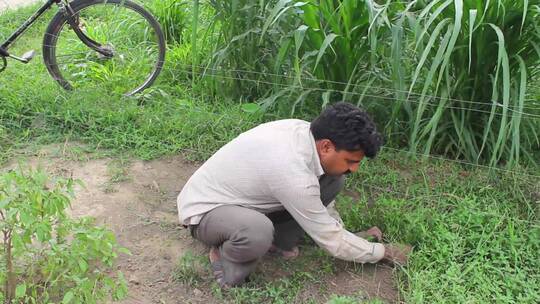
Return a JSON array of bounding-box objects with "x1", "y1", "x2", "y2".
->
[{"x1": 43, "y1": 0, "x2": 166, "y2": 96}]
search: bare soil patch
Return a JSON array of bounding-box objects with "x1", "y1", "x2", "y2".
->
[{"x1": 3, "y1": 144, "x2": 399, "y2": 303}]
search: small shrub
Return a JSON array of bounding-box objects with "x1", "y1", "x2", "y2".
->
[{"x1": 0, "y1": 167, "x2": 128, "y2": 304}]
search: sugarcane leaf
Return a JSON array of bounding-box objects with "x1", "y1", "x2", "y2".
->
[
  {"x1": 314, "y1": 33, "x2": 339, "y2": 71},
  {"x1": 468, "y1": 9, "x2": 478, "y2": 73}
]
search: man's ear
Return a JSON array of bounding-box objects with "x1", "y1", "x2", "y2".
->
[{"x1": 320, "y1": 139, "x2": 335, "y2": 153}]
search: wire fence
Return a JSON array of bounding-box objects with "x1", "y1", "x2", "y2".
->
[
  {"x1": 162, "y1": 65, "x2": 540, "y2": 179},
  {"x1": 41, "y1": 62, "x2": 537, "y2": 178},
  {"x1": 165, "y1": 64, "x2": 540, "y2": 120},
  {"x1": 1, "y1": 56, "x2": 538, "y2": 177},
  {"x1": 179, "y1": 63, "x2": 540, "y2": 110},
  {"x1": 1, "y1": 6, "x2": 539, "y2": 178}
]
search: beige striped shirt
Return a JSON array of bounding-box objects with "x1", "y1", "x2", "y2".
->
[{"x1": 177, "y1": 119, "x2": 384, "y2": 263}]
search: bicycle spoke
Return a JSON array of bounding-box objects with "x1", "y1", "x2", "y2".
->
[{"x1": 54, "y1": 52, "x2": 95, "y2": 58}]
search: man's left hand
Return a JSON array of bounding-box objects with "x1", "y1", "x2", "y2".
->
[{"x1": 355, "y1": 226, "x2": 383, "y2": 242}]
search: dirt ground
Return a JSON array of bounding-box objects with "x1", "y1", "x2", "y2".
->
[{"x1": 3, "y1": 144, "x2": 399, "y2": 303}]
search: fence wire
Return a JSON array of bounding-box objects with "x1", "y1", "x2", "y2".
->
[{"x1": 176, "y1": 65, "x2": 540, "y2": 120}]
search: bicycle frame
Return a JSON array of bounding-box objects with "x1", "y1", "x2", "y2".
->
[
  {"x1": 0, "y1": 0, "x2": 113, "y2": 61},
  {"x1": 1, "y1": 0, "x2": 60, "y2": 52}
]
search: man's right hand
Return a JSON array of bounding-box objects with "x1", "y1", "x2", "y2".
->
[{"x1": 382, "y1": 243, "x2": 412, "y2": 266}]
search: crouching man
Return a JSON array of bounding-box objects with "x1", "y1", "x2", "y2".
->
[{"x1": 177, "y1": 102, "x2": 410, "y2": 288}]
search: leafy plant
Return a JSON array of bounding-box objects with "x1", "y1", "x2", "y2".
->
[{"x1": 0, "y1": 168, "x2": 128, "y2": 303}]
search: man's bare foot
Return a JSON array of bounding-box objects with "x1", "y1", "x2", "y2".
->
[
  {"x1": 209, "y1": 247, "x2": 230, "y2": 289},
  {"x1": 209, "y1": 246, "x2": 220, "y2": 263},
  {"x1": 268, "y1": 244, "x2": 299, "y2": 260}
]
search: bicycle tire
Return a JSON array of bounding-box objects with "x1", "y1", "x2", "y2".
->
[{"x1": 43, "y1": 0, "x2": 166, "y2": 96}]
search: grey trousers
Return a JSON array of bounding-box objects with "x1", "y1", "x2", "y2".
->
[{"x1": 191, "y1": 174, "x2": 345, "y2": 286}]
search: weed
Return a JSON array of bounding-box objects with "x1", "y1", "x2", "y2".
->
[
  {"x1": 325, "y1": 291, "x2": 381, "y2": 304},
  {"x1": 173, "y1": 251, "x2": 209, "y2": 286}
]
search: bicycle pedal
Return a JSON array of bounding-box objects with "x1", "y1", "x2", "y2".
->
[
  {"x1": 9, "y1": 50, "x2": 35, "y2": 64},
  {"x1": 21, "y1": 50, "x2": 36, "y2": 62}
]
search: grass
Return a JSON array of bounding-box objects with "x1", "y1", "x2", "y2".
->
[
  {"x1": 1, "y1": 2, "x2": 539, "y2": 303},
  {"x1": 173, "y1": 250, "x2": 209, "y2": 286},
  {"x1": 338, "y1": 151, "x2": 540, "y2": 303},
  {"x1": 167, "y1": 151, "x2": 539, "y2": 303},
  {"x1": 173, "y1": 246, "x2": 392, "y2": 303},
  {"x1": 0, "y1": 3, "x2": 262, "y2": 162},
  {"x1": 0, "y1": 4, "x2": 263, "y2": 163},
  {"x1": 101, "y1": 157, "x2": 132, "y2": 193}
]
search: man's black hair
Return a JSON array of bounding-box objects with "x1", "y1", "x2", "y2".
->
[{"x1": 310, "y1": 102, "x2": 383, "y2": 158}]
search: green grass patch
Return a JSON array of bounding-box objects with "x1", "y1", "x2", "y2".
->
[
  {"x1": 337, "y1": 151, "x2": 540, "y2": 303},
  {"x1": 173, "y1": 246, "x2": 390, "y2": 303}
]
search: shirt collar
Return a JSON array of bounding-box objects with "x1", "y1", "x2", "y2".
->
[{"x1": 309, "y1": 130, "x2": 325, "y2": 177}]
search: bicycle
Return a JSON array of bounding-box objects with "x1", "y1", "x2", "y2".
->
[{"x1": 0, "y1": 0, "x2": 166, "y2": 96}]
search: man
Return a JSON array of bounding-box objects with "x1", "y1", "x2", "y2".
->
[{"x1": 177, "y1": 102, "x2": 410, "y2": 288}]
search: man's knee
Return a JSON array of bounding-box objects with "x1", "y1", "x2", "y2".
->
[
  {"x1": 239, "y1": 215, "x2": 274, "y2": 255},
  {"x1": 224, "y1": 214, "x2": 274, "y2": 262}
]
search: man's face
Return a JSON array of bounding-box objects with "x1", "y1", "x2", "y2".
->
[{"x1": 317, "y1": 139, "x2": 365, "y2": 176}]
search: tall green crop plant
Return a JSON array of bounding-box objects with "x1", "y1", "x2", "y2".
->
[
  {"x1": 291, "y1": 0, "x2": 376, "y2": 85},
  {"x1": 392, "y1": 0, "x2": 540, "y2": 167},
  {"x1": 191, "y1": 0, "x2": 540, "y2": 168},
  {"x1": 279, "y1": 0, "x2": 381, "y2": 107},
  {"x1": 253, "y1": 0, "x2": 406, "y2": 114},
  {"x1": 203, "y1": 0, "x2": 301, "y2": 100},
  {"x1": 202, "y1": 0, "x2": 397, "y2": 113}
]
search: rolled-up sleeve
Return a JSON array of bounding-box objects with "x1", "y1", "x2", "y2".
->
[{"x1": 269, "y1": 171, "x2": 384, "y2": 263}]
